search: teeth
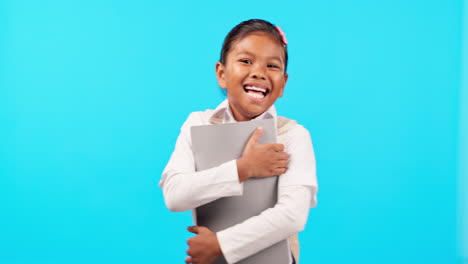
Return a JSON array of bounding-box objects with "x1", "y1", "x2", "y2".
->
[
  {"x1": 247, "y1": 91, "x2": 265, "y2": 98},
  {"x1": 245, "y1": 86, "x2": 267, "y2": 93}
]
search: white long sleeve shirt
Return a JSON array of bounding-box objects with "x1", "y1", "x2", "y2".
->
[{"x1": 160, "y1": 100, "x2": 318, "y2": 264}]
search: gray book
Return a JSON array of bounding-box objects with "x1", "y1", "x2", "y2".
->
[{"x1": 191, "y1": 118, "x2": 290, "y2": 264}]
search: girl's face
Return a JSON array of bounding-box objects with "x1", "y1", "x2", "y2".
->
[{"x1": 216, "y1": 32, "x2": 288, "y2": 122}]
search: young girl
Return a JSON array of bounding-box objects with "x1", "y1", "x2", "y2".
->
[{"x1": 160, "y1": 19, "x2": 318, "y2": 264}]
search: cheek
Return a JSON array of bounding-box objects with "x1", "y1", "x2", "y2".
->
[
  {"x1": 272, "y1": 74, "x2": 286, "y2": 86},
  {"x1": 231, "y1": 66, "x2": 245, "y2": 77},
  {"x1": 226, "y1": 67, "x2": 246, "y2": 83}
]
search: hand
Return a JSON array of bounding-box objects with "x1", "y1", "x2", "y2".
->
[
  {"x1": 185, "y1": 226, "x2": 222, "y2": 264},
  {"x1": 237, "y1": 127, "x2": 289, "y2": 182}
]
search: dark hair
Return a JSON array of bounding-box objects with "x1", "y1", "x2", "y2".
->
[{"x1": 219, "y1": 19, "x2": 288, "y2": 72}]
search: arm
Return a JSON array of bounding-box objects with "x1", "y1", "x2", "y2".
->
[
  {"x1": 162, "y1": 161, "x2": 242, "y2": 212},
  {"x1": 217, "y1": 125, "x2": 318, "y2": 264},
  {"x1": 160, "y1": 113, "x2": 244, "y2": 212},
  {"x1": 217, "y1": 185, "x2": 313, "y2": 263},
  {"x1": 184, "y1": 185, "x2": 312, "y2": 264}
]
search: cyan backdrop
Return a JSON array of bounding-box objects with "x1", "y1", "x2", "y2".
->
[{"x1": 1, "y1": 0, "x2": 466, "y2": 263}]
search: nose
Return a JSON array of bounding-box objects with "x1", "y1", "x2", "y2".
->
[{"x1": 250, "y1": 64, "x2": 266, "y2": 80}]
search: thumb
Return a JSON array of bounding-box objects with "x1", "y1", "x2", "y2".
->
[
  {"x1": 187, "y1": 226, "x2": 200, "y2": 234},
  {"x1": 245, "y1": 127, "x2": 263, "y2": 149}
]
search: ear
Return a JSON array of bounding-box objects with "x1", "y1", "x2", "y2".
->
[
  {"x1": 215, "y1": 62, "x2": 227, "y2": 89},
  {"x1": 279, "y1": 72, "x2": 288, "y2": 98}
]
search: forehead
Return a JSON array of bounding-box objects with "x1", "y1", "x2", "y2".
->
[{"x1": 228, "y1": 33, "x2": 285, "y2": 60}]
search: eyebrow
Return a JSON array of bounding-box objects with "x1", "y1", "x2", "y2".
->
[{"x1": 235, "y1": 51, "x2": 283, "y2": 63}]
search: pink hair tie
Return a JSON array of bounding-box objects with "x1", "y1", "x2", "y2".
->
[{"x1": 276, "y1": 26, "x2": 288, "y2": 46}]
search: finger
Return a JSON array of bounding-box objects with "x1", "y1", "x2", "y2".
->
[
  {"x1": 186, "y1": 248, "x2": 192, "y2": 256},
  {"x1": 275, "y1": 167, "x2": 287, "y2": 175},
  {"x1": 185, "y1": 256, "x2": 192, "y2": 264},
  {"x1": 187, "y1": 245, "x2": 201, "y2": 257},
  {"x1": 245, "y1": 127, "x2": 263, "y2": 149},
  {"x1": 276, "y1": 160, "x2": 288, "y2": 168},
  {"x1": 196, "y1": 226, "x2": 209, "y2": 234},
  {"x1": 187, "y1": 226, "x2": 200, "y2": 234},
  {"x1": 272, "y1": 144, "x2": 284, "y2": 152},
  {"x1": 276, "y1": 152, "x2": 289, "y2": 160}
]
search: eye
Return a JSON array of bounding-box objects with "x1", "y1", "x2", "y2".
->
[
  {"x1": 267, "y1": 64, "x2": 280, "y2": 69},
  {"x1": 240, "y1": 59, "x2": 252, "y2": 64}
]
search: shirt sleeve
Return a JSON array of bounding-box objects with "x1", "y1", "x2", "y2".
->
[
  {"x1": 278, "y1": 125, "x2": 318, "y2": 206},
  {"x1": 216, "y1": 125, "x2": 318, "y2": 264},
  {"x1": 160, "y1": 112, "x2": 245, "y2": 212}
]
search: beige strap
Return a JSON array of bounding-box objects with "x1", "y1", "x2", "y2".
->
[
  {"x1": 289, "y1": 233, "x2": 300, "y2": 263},
  {"x1": 277, "y1": 116, "x2": 297, "y2": 136}
]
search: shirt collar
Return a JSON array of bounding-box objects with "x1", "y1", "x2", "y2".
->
[{"x1": 209, "y1": 99, "x2": 277, "y2": 124}]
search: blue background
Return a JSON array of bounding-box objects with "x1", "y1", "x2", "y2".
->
[{"x1": 1, "y1": 0, "x2": 467, "y2": 263}]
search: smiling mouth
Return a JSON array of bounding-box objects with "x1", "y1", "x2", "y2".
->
[{"x1": 243, "y1": 85, "x2": 270, "y2": 99}]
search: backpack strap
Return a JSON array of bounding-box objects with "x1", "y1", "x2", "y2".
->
[
  {"x1": 289, "y1": 233, "x2": 300, "y2": 264},
  {"x1": 277, "y1": 116, "x2": 297, "y2": 136}
]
